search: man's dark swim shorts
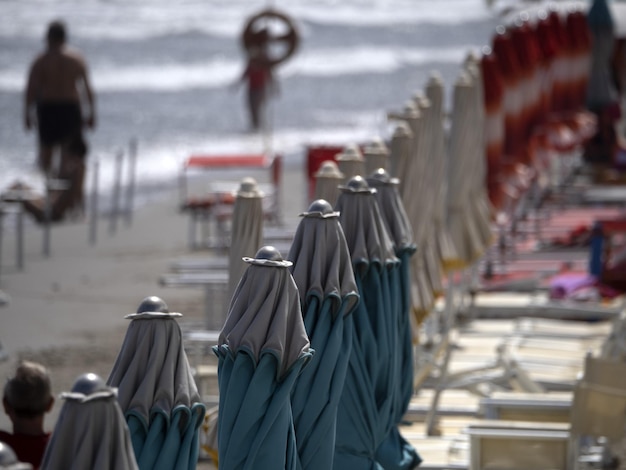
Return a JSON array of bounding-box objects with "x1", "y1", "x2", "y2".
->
[{"x1": 36, "y1": 101, "x2": 87, "y2": 157}]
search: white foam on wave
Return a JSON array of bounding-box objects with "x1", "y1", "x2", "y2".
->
[
  {"x1": 0, "y1": 0, "x2": 493, "y2": 40},
  {"x1": 0, "y1": 45, "x2": 474, "y2": 92},
  {"x1": 283, "y1": 45, "x2": 473, "y2": 77},
  {"x1": 87, "y1": 109, "x2": 387, "y2": 193}
]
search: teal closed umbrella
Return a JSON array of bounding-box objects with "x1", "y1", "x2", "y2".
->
[
  {"x1": 107, "y1": 297, "x2": 206, "y2": 470},
  {"x1": 367, "y1": 169, "x2": 421, "y2": 470},
  {"x1": 333, "y1": 176, "x2": 400, "y2": 470},
  {"x1": 214, "y1": 246, "x2": 313, "y2": 470},
  {"x1": 288, "y1": 199, "x2": 359, "y2": 470},
  {"x1": 41, "y1": 373, "x2": 138, "y2": 470}
]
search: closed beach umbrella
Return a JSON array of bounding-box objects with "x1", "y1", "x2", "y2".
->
[
  {"x1": 464, "y1": 53, "x2": 495, "y2": 252},
  {"x1": 585, "y1": 0, "x2": 618, "y2": 163},
  {"x1": 333, "y1": 175, "x2": 400, "y2": 470},
  {"x1": 363, "y1": 138, "x2": 390, "y2": 176},
  {"x1": 214, "y1": 246, "x2": 313, "y2": 470},
  {"x1": 366, "y1": 169, "x2": 421, "y2": 470},
  {"x1": 387, "y1": 121, "x2": 412, "y2": 183},
  {"x1": 106, "y1": 296, "x2": 205, "y2": 470},
  {"x1": 41, "y1": 373, "x2": 138, "y2": 470},
  {"x1": 388, "y1": 103, "x2": 434, "y2": 322},
  {"x1": 227, "y1": 177, "x2": 264, "y2": 303},
  {"x1": 314, "y1": 160, "x2": 344, "y2": 207},
  {"x1": 412, "y1": 93, "x2": 446, "y2": 302},
  {"x1": 447, "y1": 72, "x2": 485, "y2": 266},
  {"x1": 425, "y1": 72, "x2": 462, "y2": 273},
  {"x1": 586, "y1": 0, "x2": 616, "y2": 112},
  {"x1": 336, "y1": 143, "x2": 365, "y2": 183},
  {"x1": 288, "y1": 199, "x2": 359, "y2": 470}
]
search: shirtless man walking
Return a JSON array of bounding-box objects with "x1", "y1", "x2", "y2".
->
[{"x1": 24, "y1": 20, "x2": 96, "y2": 217}]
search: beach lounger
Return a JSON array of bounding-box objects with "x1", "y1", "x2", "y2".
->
[
  {"x1": 478, "y1": 392, "x2": 573, "y2": 423},
  {"x1": 466, "y1": 420, "x2": 570, "y2": 470},
  {"x1": 467, "y1": 354, "x2": 626, "y2": 470},
  {"x1": 468, "y1": 291, "x2": 623, "y2": 321},
  {"x1": 159, "y1": 271, "x2": 229, "y2": 330}
]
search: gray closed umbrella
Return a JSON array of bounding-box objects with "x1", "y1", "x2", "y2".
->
[
  {"x1": 366, "y1": 169, "x2": 421, "y2": 470},
  {"x1": 288, "y1": 199, "x2": 359, "y2": 470},
  {"x1": 363, "y1": 138, "x2": 390, "y2": 176},
  {"x1": 336, "y1": 144, "x2": 365, "y2": 183},
  {"x1": 333, "y1": 176, "x2": 408, "y2": 470},
  {"x1": 314, "y1": 160, "x2": 344, "y2": 207},
  {"x1": 446, "y1": 72, "x2": 487, "y2": 266},
  {"x1": 215, "y1": 246, "x2": 313, "y2": 470},
  {"x1": 227, "y1": 177, "x2": 264, "y2": 303},
  {"x1": 107, "y1": 296, "x2": 205, "y2": 470},
  {"x1": 426, "y1": 72, "x2": 462, "y2": 272},
  {"x1": 41, "y1": 374, "x2": 138, "y2": 470}
]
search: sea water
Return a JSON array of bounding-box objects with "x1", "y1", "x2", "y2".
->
[{"x1": 0, "y1": 0, "x2": 502, "y2": 207}]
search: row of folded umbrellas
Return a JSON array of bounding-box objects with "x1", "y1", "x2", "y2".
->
[
  {"x1": 19, "y1": 3, "x2": 613, "y2": 469},
  {"x1": 202, "y1": 48, "x2": 495, "y2": 470},
  {"x1": 31, "y1": 39, "x2": 514, "y2": 470}
]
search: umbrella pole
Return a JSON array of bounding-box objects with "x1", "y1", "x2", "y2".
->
[{"x1": 424, "y1": 269, "x2": 461, "y2": 436}]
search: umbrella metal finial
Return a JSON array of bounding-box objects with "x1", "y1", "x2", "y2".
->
[
  {"x1": 243, "y1": 245, "x2": 293, "y2": 267},
  {"x1": 455, "y1": 71, "x2": 472, "y2": 87},
  {"x1": 255, "y1": 245, "x2": 284, "y2": 262},
  {"x1": 427, "y1": 71, "x2": 443, "y2": 88},
  {"x1": 300, "y1": 198, "x2": 340, "y2": 218},
  {"x1": 393, "y1": 121, "x2": 412, "y2": 139},
  {"x1": 71, "y1": 373, "x2": 108, "y2": 395},
  {"x1": 340, "y1": 175, "x2": 376, "y2": 194},
  {"x1": 336, "y1": 143, "x2": 363, "y2": 161},
  {"x1": 364, "y1": 137, "x2": 389, "y2": 157},
  {"x1": 369, "y1": 167, "x2": 390, "y2": 182},
  {"x1": 415, "y1": 95, "x2": 431, "y2": 112},
  {"x1": 136, "y1": 295, "x2": 169, "y2": 314},
  {"x1": 307, "y1": 199, "x2": 334, "y2": 215},
  {"x1": 237, "y1": 177, "x2": 263, "y2": 197},
  {"x1": 315, "y1": 160, "x2": 344, "y2": 178}
]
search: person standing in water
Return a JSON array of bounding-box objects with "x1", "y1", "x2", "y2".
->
[
  {"x1": 234, "y1": 30, "x2": 277, "y2": 132},
  {"x1": 24, "y1": 19, "x2": 96, "y2": 218}
]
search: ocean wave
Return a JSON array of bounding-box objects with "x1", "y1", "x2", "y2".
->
[
  {"x1": 0, "y1": 45, "x2": 475, "y2": 93},
  {"x1": 0, "y1": 0, "x2": 493, "y2": 41}
]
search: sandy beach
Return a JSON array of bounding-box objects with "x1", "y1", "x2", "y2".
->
[
  {"x1": 0, "y1": 157, "x2": 307, "y2": 439},
  {"x1": 2, "y1": 153, "x2": 626, "y2": 469}
]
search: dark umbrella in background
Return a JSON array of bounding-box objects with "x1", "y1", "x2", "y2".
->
[
  {"x1": 287, "y1": 199, "x2": 359, "y2": 470},
  {"x1": 106, "y1": 297, "x2": 206, "y2": 470},
  {"x1": 366, "y1": 168, "x2": 420, "y2": 470},
  {"x1": 41, "y1": 373, "x2": 138, "y2": 470},
  {"x1": 333, "y1": 175, "x2": 400, "y2": 470},
  {"x1": 214, "y1": 246, "x2": 313, "y2": 470},
  {"x1": 585, "y1": 0, "x2": 619, "y2": 163}
]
